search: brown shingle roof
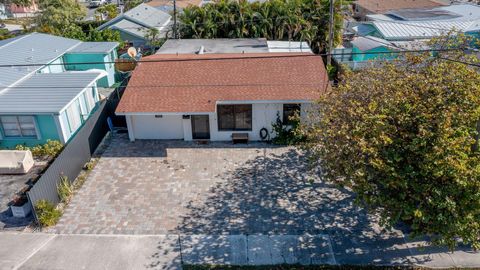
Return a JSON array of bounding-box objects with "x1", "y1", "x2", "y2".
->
[
  {"x1": 116, "y1": 53, "x2": 328, "y2": 114},
  {"x1": 355, "y1": 0, "x2": 447, "y2": 14}
]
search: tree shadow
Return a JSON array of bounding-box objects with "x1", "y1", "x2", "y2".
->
[{"x1": 145, "y1": 147, "x2": 454, "y2": 268}]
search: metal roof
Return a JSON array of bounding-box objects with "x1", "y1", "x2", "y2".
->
[
  {"x1": 0, "y1": 32, "x2": 119, "y2": 91},
  {"x1": 372, "y1": 20, "x2": 480, "y2": 40},
  {"x1": 351, "y1": 36, "x2": 394, "y2": 51},
  {"x1": 67, "y1": 42, "x2": 118, "y2": 54},
  {"x1": 266, "y1": 41, "x2": 312, "y2": 53},
  {"x1": 123, "y1": 3, "x2": 171, "y2": 28},
  {"x1": 110, "y1": 19, "x2": 152, "y2": 39},
  {"x1": 0, "y1": 33, "x2": 81, "y2": 90},
  {"x1": 156, "y1": 38, "x2": 269, "y2": 54},
  {"x1": 0, "y1": 72, "x2": 101, "y2": 114},
  {"x1": 98, "y1": 3, "x2": 171, "y2": 34},
  {"x1": 156, "y1": 39, "x2": 312, "y2": 54}
]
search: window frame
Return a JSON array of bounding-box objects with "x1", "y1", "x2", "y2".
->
[
  {"x1": 0, "y1": 115, "x2": 40, "y2": 139},
  {"x1": 282, "y1": 104, "x2": 301, "y2": 125},
  {"x1": 217, "y1": 104, "x2": 253, "y2": 131}
]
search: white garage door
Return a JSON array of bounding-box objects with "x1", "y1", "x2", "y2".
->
[{"x1": 132, "y1": 115, "x2": 184, "y2": 139}]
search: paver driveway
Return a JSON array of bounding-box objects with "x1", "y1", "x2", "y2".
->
[{"x1": 53, "y1": 134, "x2": 398, "y2": 237}]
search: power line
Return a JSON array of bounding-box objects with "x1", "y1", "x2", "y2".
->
[{"x1": 0, "y1": 47, "x2": 469, "y2": 68}]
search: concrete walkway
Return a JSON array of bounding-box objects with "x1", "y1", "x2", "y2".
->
[{"x1": 1, "y1": 232, "x2": 479, "y2": 270}]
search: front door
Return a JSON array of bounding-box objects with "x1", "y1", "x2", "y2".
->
[{"x1": 191, "y1": 115, "x2": 210, "y2": 140}]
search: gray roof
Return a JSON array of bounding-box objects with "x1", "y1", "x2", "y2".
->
[
  {"x1": 351, "y1": 36, "x2": 394, "y2": 51},
  {"x1": 124, "y1": 3, "x2": 171, "y2": 28},
  {"x1": 157, "y1": 38, "x2": 270, "y2": 54},
  {"x1": 0, "y1": 32, "x2": 119, "y2": 91},
  {"x1": 66, "y1": 42, "x2": 118, "y2": 54},
  {"x1": 157, "y1": 38, "x2": 313, "y2": 54},
  {"x1": 111, "y1": 19, "x2": 152, "y2": 39},
  {"x1": 0, "y1": 33, "x2": 81, "y2": 90},
  {"x1": 0, "y1": 72, "x2": 101, "y2": 114},
  {"x1": 98, "y1": 3, "x2": 171, "y2": 36}
]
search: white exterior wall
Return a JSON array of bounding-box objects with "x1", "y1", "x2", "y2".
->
[
  {"x1": 130, "y1": 115, "x2": 184, "y2": 140},
  {"x1": 125, "y1": 102, "x2": 312, "y2": 142},
  {"x1": 209, "y1": 103, "x2": 282, "y2": 141}
]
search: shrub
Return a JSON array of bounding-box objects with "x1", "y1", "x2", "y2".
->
[
  {"x1": 14, "y1": 140, "x2": 63, "y2": 158},
  {"x1": 272, "y1": 113, "x2": 306, "y2": 145},
  {"x1": 57, "y1": 175, "x2": 74, "y2": 203},
  {"x1": 42, "y1": 140, "x2": 63, "y2": 157},
  {"x1": 35, "y1": 200, "x2": 61, "y2": 227}
]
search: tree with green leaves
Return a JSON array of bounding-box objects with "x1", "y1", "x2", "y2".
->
[
  {"x1": 35, "y1": 0, "x2": 86, "y2": 34},
  {"x1": 178, "y1": 0, "x2": 351, "y2": 53},
  {"x1": 123, "y1": 0, "x2": 142, "y2": 11},
  {"x1": 95, "y1": 3, "x2": 118, "y2": 21},
  {"x1": 303, "y1": 37, "x2": 480, "y2": 249}
]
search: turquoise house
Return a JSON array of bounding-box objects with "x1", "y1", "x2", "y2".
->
[{"x1": 0, "y1": 33, "x2": 118, "y2": 148}]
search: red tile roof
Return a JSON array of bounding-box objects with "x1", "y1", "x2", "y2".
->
[
  {"x1": 116, "y1": 53, "x2": 329, "y2": 114},
  {"x1": 355, "y1": 0, "x2": 447, "y2": 14}
]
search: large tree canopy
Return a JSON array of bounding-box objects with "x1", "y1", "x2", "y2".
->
[
  {"x1": 178, "y1": 0, "x2": 350, "y2": 53},
  {"x1": 304, "y1": 47, "x2": 480, "y2": 249}
]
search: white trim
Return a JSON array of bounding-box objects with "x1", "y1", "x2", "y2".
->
[
  {"x1": 116, "y1": 100, "x2": 314, "y2": 116},
  {"x1": 53, "y1": 114, "x2": 66, "y2": 144},
  {"x1": 125, "y1": 115, "x2": 135, "y2": 142}
]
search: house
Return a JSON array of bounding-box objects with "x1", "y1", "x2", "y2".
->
[
  {"x1": 146, "y1": 0, "x2": 202, "y2": 12},
  {"x1": 116, "y1": 53, "x2": 328, "y2": 141},
  {"x1": 156, "y1": 38, "x2": 313, "y2": 54},
  {"x1": 97, "y1": 3, "x2": 171, "y2": 47},
  {"x1": 0, "y1": 33, "x2": 119, "y2": 148},
  {"x1": 0, "y1": 2, "x2": 38, "y2": 19},
  {"x1": 336, "y1": 4, "x2": 480, "y2": 69},
  {"x1": 353, "y1": 0, "x2": 448, "y2": 20}
]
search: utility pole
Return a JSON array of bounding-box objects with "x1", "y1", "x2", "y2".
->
[
  {"x1": 173, "y1": 0, "x2": 177, "y2": 39},
  {"x1": 327, "y1": 0, "x2": 334, "y2": 66}
]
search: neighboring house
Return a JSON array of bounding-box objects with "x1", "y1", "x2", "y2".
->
[
  {"x1": 146, "y1": 0, "x2": 202, "y2": 12},
  {"x1": 97, "y1": 3, "x2": 171, "y2": 47},
  {"x1": 0, "y1": 2, "x2": 38, "y2": 19},
  {"x1": 336, "y1": 4, "x2": 480, "y2": 69},
  {"x1": 116, "y1": 53, "x2": 328, "y2": 141},
  {"x1": 156, "y1": 38, "x2": 313, "y2": 54},
  {"x1": 0, "y1": 32, "x2": 119, "y2": 148},
  {"x1": 353, "y1": 0, "x2": 448, "y2": 20}
]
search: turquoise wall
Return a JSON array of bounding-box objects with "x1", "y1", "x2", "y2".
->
[
  {"x1": 352, "y1": 46, "x2": 397, "y2": 62},
  {"x1": 0, "y1": 115, "x2": 60, "y2": 148},
  {"x1": 63, "y1": 53, "x2": 115, "y2": 87}
]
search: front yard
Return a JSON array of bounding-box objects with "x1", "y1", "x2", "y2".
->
[{"x1": 49, "y1": 134, "x2": 417, "y2": 265}]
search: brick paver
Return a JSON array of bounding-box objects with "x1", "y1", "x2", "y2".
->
[{"x1": 53, "y1": 134, "x2": 376, "y2": 235}]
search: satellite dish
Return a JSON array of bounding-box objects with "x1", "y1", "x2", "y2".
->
[{"x1": 127, "y1": 47, "x2": 137, "y2": 59}]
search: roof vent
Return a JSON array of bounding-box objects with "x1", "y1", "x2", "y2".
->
[{"x1": 197, "y1": 45, "x2": 205, "y2": 54}]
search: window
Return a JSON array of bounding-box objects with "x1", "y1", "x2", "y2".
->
[
  {"x1": 0, "y1": 116, "x2": 38, "y2": 138},
  {"x1": 217, "y1": 104, "x2": 252, "y2": 131},
  {"x1": 283, "y1": 104, "x2": 301, "y2": 125}
]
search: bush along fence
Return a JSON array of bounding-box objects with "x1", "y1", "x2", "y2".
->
[{"x1": 27, "y1": 84, "x2": 126, "y2": 225}]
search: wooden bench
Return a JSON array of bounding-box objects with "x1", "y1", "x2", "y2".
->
[{"x1": 232, "y1": 133, "x2": 249, "y2": 144}]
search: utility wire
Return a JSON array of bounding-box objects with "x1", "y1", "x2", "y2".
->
[{"x1": 0, "y1": 47, "x2": 470, "y2": 68}]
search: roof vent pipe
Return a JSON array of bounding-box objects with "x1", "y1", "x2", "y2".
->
[{"x1": 197, "y1": 46, "x2": 205, "y2": 54}]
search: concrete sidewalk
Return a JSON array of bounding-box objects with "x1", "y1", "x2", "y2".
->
[{"x1": 0, "y1": 232, "x2": 479, "y2": 270}]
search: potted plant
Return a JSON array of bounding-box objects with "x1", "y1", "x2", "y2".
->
[{"x1": 10, "y1": 194, "x2": 32, "y2": 218}]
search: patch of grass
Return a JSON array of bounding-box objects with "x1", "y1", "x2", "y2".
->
[
  {"x1": 35, "y1": 200, "x2": 62, "y2": 227},
  {"x1": 57, "y1": 175, "x2": 74, "y2": 203}
]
